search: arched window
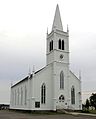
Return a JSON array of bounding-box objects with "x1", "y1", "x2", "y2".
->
[
  {"x1": 12, "y1": 91, "x2": 14, "y2": 106},
  {"x1": 62, "y1": 40, "x2": 64, "y2": 50},
  {"x1": 71, "y1": 86, "x2": 75, "y2": 104},
  {"x1": 58, "y1": 39, "x2": 61, "y2": 49},
  {"x1": 13, "y1": 91, "x2": 15, "y2": 106},
  {"x1": 51, "y1": 40, "x2": 53, "y2": 50},
  {"x1": 60, "y1": 71, "x2": 64, "y2": 89},
  {"x1": 49, "y1": 40, "x2": 53, "y2": 52},
  {"x1": 15, "y1": 90, "x2": 16, "y2": 105},
  {"x1": 49, "y1": 42, "x2": 51, "y2": 51},
  {"x1": 21, "y1": 87, "x2": 23, "y2": 105},
  {"x1": 41, "y1": 83, "x2": 46, "y2": 104},
  {"x1": 25, "y1": 86, "x2": 27, "y2": 105},
  {"x1": 17, "y1": 88, "x2": 19, "y2": 105},
  {"x1": 59, "y1": 95, "x2": 65, "y2": 102}
]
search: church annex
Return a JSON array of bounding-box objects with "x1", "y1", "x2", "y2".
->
[{"x1": 10, "y1": 4, "x2": 82, "y2": 111}]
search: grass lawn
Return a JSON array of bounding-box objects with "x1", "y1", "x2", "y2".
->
[
  {"x1": 89, "y1": 110, "x2": 96, "y2": 114},
  {"x1": 82, "y1": 109, "x2": 96, "y2": 114}
]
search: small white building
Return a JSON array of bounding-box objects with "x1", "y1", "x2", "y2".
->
[{"x1": 10, "y1": 4, "x2": 82, "y2": 111}]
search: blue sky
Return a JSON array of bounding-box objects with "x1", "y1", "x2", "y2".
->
[{"x1": 0, "y1": 0, "x2": 96, "y2": 103}]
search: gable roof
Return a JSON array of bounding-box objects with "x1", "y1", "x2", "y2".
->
[
  {"x1": 70, "y1": 70, "x2": 81, "y2": 81},
  {"x1": 11, "y1": 66, "x2": 45, "y2": 88}
]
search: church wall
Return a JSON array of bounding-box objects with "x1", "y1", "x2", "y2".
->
[
  {"x1": 32, "y1": 64, "x2": 53, "y2": 110},
  {"x1": 47, "y1": 51, "x2": 54, "y2": 65},
  {"x1": 10, "y1": 79, "x2": 29, "y2": 110},
  {"x1": 53, "y1": 62, "x2": 69, "y2": 109},
  {"x1": 69, "y1": 71, "x2": 82, "y2": 110},
  {"x1": 54, "y1": 50, "x2": 69, "y2": 64}
]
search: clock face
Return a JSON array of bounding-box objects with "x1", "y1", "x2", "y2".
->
[{"x1": 60, "y1": 54, "x2": 64, "y2": 59}]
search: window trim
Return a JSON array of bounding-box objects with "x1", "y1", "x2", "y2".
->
[
  {"x1": 62, "y1": 40, "x2": 64, "y2": 50},
  {"x1": 41, "y1": 83, "x2": 46, "y2": 104},
  {"x1": 58, "y1": 39, "x2": 61, "y2": 49},
  {"x1": 25, "y1": 86, "x2": 27, "y2": 105},
  {"x1": 60, "y1": 71, "x2": 64, "y2": 89},
  {"x1": 58, "y1": 39, "x2": 64, "y2": 50},
  {"x1": 59, "y1": 95, "x2": 65, "y2": 102},
  {"x1": 71, "y1": 86, "x2": 75, "y2": 105}
]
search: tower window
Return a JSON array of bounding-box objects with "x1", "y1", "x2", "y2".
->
[
  {"x1": 51, "y1": 40, "x2": 53, "y2": 50},
  {"x1": 71, "y1": 86, "x2": 75, "y2": 104},
  {"x1": 41, "y1": 83, "x2": 46, "y2": 104},
  {"x1": 49, "y1": 40, "x2": 53, "y2": 52},
  {"x1": 49, "y1": 42, "x2": 51, "y2": 51},
  {"x1": 60, "y1": 71, "x2": 64, "y2": 89},
  {"x1": 59, "y1": 39, "x2": 61, "y2": 49},
  {"x1": 58, "y1": 39, "x2": 65, "y2": 50},
  {"x1": 62, "y1": 40, "x2": 64, "y2": 50}
]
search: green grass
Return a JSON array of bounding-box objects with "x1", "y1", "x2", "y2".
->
[
  {"x1": 82, "y1": 109, "x2": 96, "y2": 114},
  {"x1": 89, "y1": 110, "x2": 96, "y2": 114}
]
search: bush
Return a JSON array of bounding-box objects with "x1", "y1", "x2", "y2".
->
[{"x1": 81, "y1": 109, "x2": 89, "y2": 113}]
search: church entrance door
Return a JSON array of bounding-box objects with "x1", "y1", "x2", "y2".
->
[{"x1": 58, "y1": 95, "x2": 65, "y2": 109}]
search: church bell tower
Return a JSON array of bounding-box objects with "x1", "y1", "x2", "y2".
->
[{"x1": 46, "y1": 4, "x2": 69, "y2": 66}]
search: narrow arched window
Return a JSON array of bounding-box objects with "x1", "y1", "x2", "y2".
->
[
  {"x1": 51, "y1": 40, "x2": 53, "y2": 50},
  {"x1": 49, "y1": 42, "x2": 51, "y2": 51},
  {"x1": 12, "y1": 91, "x2": 14, "y2": 106},
  {"x1": 71, "y1": 86, "x2": 75, "y2": 104},
  {"x1": 21, "y1": 87, "x2": 23, "y2": 105},
  {"x1": 59, "y1": 95, "x2": 65, "y2": 102},
  {"x1": 59, "y1": 39, "x2": 61, "y2": 49},
  {"x1": 13, "y1": 91, "x2": 15, "y2": 106},
  {"x1": 60, "y1": 71, "x2": 64, "y2": 89},
  {"x1": 18, "y1": 88, "x2": 19, "y2": 105},
  {"x1": 41, "y1": 83, "x2": 46, "y2": 104},
  {"x1": 15, "y1": 90, "x2": 16, "y2": 105},
  {"x1": 25, "y1": 86, "x2": 27, "y2": 105},
  {"x1": 62, "y1": 40, "x2": 64, "y2": 50}
]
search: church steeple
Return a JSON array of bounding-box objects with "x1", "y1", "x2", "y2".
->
[
  {"x1": 52, "y1": 4, "x2": 63, "y2": 31},
  {"x1": 46, "y1": 4, "x2": 69, "y2": 65}
]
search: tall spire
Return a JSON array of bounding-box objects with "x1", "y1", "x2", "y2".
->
[{"x1": 52, "y1": 4, "x2": 63, "y2": 31}]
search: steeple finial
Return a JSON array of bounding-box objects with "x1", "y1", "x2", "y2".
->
[
  {"x1": 79, "y1": 70, "x2": 81, "y2": 80},
  {"x1": 11, "y1": 81, "x2": 13, "y2": 87},
  {"x1": 28, "y1": 66, "x2": 31, "y2": 78},
  {"x1": 47, "y1": 27, "x2": 48, "y2": 35},
  {"x1": 67, "y1": 24, "x2": 69, "y2": 33},
  {"x1": 32, "y1": 65, "x2": 35, "y2": 73},
  {"x1": 52, "y1": 4, "x2": 63, "y2": 31}
]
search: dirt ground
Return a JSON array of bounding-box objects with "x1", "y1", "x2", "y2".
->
[{"x1": 0, "y1": 110, "x2": 96, "y2": 119}]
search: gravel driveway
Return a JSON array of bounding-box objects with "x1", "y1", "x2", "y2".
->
[{"x1": 0, "y1": 110, "x2": 96, "y2": 119}]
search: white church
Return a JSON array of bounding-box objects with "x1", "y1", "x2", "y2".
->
[{"x1": 10, "y1": 4, "x2": 82, "y2": 111}]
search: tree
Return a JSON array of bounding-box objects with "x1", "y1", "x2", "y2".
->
[
  {"x1": 85, "y1": 99, "x2": 90, "y2": 109},
  {"x1": 90, "y1": 93, "x2": 96, "y2": 110}
]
